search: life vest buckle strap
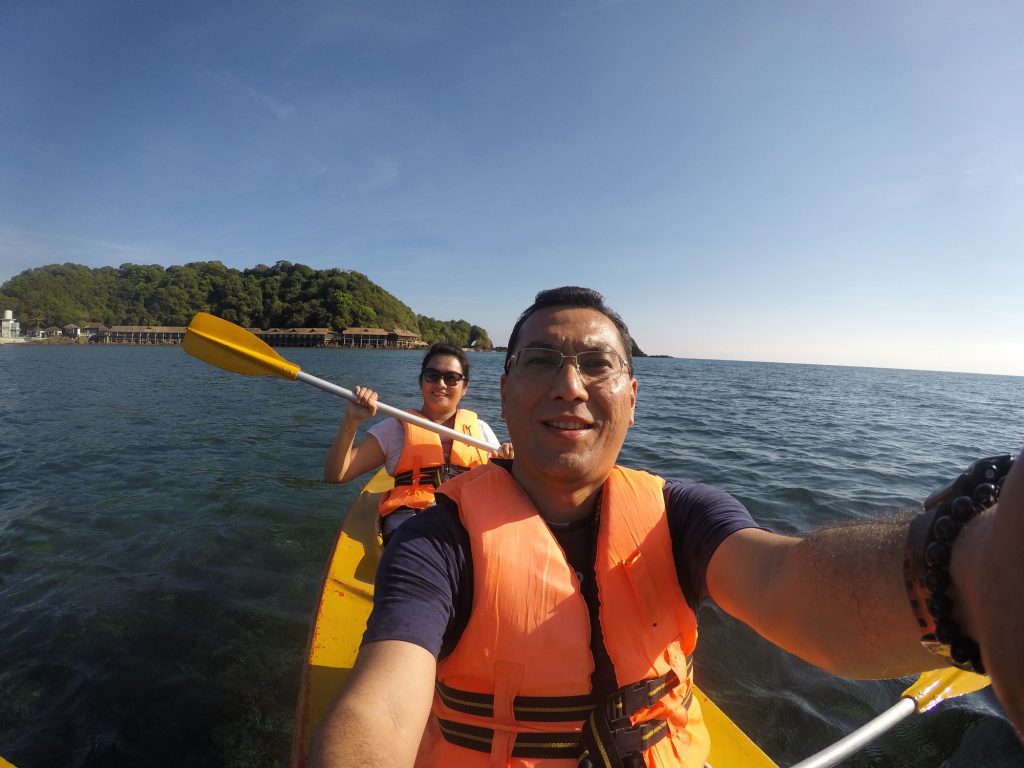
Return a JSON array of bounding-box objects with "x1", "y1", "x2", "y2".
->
[
  {"x1": 579, "y1": 714, "x2": 669, "y2": 768},
  {"x1": 436, "y1": 718, "x2": 581, "y2": 759},
  {"x1": 393, "y1": 469, "x2": 425, "y2": 488},
  {"x1": 605, "y1": 669, "x2": 680, "y2": 723},
  {"x1": 435, "y1": 680, "x2": 596, "y2": 722},
  {"x1": 441, "y1": 464, "x2": 470, "y2": 482},
  {"x1": 578, "y1": 751, "x2": 646, "y2": 768},
  {"x1": 614, "y1": 719, "x2": 668, "y2": 756},
  {"x1": 607, "y1": 725, "x2": 643, "y2": 756},
  {"x1": 394, "y1": 463, "x2": 471, "y2": 489}
]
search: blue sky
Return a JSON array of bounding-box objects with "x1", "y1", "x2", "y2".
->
[{"x1": 3, "y1": 0, "x2": 1022, "y2": 375}]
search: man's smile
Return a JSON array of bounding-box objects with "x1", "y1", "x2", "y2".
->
[{"x1": 542, "y1": 418, "x2": 594, "y2": 432}]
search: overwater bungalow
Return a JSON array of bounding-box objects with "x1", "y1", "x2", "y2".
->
[
  {"x1": 253, "y1": 327, "x2": 334, "y2": 347},
  {"x1": 83, "y1": 322, "x2": 109, "y2": 340},
  {"x1": 340, "y1": 327, "x2": 422, "y2": 348},
  {"x1": 107, "y1": 325, "x2": 187, "y2": 344}
]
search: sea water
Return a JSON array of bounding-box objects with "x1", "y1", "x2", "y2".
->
[{"x1": 1, "y1": 344, "x2": 1022, "y2": 767}]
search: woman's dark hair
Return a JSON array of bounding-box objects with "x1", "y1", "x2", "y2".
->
[
  {"x1": 420, "y1": 342, "x2": 471, "y2": 383},
  {"x1": 503, "y1": 286, "x2": 633, "y2": 372}
]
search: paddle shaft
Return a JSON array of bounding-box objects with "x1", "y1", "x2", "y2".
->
[
  {"x1": 789, "y1": 698, "x2": 915, "y2": 768},
  {"x1": 296, "y1": 371, "x2": 501, "y2": 453}
]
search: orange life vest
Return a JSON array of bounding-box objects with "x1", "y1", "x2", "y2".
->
[
  {"x1": 415, "y1": 463, "x2": 709, "y2": 768},
  {"x1": 378, "y1": 408, "x2": 490, "y2": 517}
]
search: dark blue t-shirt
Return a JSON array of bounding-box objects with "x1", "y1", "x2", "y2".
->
[{"x1": 363, "y1": 467, "x2": 757, "y2": 693}]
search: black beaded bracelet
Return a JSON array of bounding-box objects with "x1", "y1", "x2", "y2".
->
[{"x1": 903, "y1": 454, "x2": 1015, "y2": 674}]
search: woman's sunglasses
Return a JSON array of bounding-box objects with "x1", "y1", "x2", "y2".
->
[{"x1": 422, "y1": 368, "x2": 465, "y2": 386}]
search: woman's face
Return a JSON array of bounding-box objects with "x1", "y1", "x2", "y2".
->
[{"x1": 419, "y1": 353, "x2": 467, "y2": 418}]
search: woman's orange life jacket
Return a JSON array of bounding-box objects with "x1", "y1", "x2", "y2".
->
[
  {"x1": 414, "y1": 462, "x2": 710, "y2": 768},
  {"x1": 378, "y1": 408, "x2": 490, "y2": 517}
]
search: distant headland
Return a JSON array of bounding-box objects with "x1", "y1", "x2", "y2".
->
[
  {"x1": 0, "y1": 261, "x2": 492, "y2": 349},
  {"x1": 1, "y1": 262, "x2": 653, "y2": 354}
]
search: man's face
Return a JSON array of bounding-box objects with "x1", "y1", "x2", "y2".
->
[{"x1": 500, "y1": 306, "x2": 637, "y2": 491}]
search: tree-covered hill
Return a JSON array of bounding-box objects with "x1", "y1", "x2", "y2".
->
[{"x1": 0, "y1": 261, "x2": 494, "y2": 348}]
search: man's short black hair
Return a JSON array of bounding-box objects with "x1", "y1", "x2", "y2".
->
[{"x1": 503, "y1": 286, "x2": 633, "y2": 372}]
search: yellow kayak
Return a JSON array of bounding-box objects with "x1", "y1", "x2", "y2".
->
[{"x1": 291, "y1": 469, "x2": 777, "y2": 767}]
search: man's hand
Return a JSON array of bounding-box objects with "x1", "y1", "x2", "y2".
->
[{"x1": 955, "y1": 449, "x2": 1024, "y2": 739}]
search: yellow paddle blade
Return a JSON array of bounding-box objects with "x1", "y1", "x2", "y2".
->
[
  {"x1": 184, "y1": 312, "x2": 300, "y2": 380},
  {"x1": 903, "y1": 667, "x2": 990, "y2": 713}
]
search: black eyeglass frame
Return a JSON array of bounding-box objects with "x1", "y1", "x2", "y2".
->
[{"x1": 506, "y1": 347, "x2": 632, "y2": 381}]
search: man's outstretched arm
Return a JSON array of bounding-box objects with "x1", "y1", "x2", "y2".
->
[
  {"x1": 707, "y1": 449, "x2": 1024, "y2": 734},
  {"x1": 707, "y1": 517, "x2": 936, "y2": 678},
  {"x1": 308, "y1": 640, "x2": 436, "y2": 768}
]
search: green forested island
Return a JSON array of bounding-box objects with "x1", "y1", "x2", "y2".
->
[{"x1": 0, "y1": 261, "x2": 494, "y2": 348}]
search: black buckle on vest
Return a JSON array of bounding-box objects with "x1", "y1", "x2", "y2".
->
[
  {"x1": 442, "y1": 464, "x2": 470, "y2": 482},
  {"x1": 577, "y1": 720, "x2": 667, "y2": 768},
  {"x1": 579, "y1": 752, "x2": 645, "y2": 768},
  {"x1": 578, "y1": 751, "x2": 644, "y2": 768},
  {"x1": 608, "y1": 725, "x2": 643, "y2": 755},
  {"x1": 394, "y1": 463, "x2": 471, "y2": 489},
  {"x1": 605, "y1": 670, "x2": 679, "y2": 725}
]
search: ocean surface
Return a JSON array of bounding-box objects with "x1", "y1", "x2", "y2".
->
[{"x1": 1, "y1": 344, "x2": 1022, "y2": 768}]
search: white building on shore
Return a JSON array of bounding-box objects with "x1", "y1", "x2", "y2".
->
[{"x1": 1, "y1": 309, "x2": 21, "y2": 339}]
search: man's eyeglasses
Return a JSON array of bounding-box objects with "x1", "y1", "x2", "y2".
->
[
  {"x1": 423, "y1": 368, "x2": 465, "y2": 386},
  {"x1": 507, "y1": 348, "x2": 631, "y2": 384}
]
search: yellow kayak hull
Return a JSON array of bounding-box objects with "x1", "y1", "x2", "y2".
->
[{"x1": 291, "y1": 470, "x2": 776, "y2": 767}]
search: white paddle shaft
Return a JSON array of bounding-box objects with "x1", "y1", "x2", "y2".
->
[
  {"x1": 296, "y1": 370, "x2": 501, "y2": 453},
  {"x1": 789, "y1": 697, "x2": 915, "y2": 768}
]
